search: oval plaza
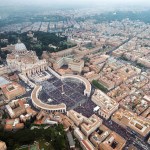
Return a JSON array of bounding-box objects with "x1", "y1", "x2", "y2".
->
[{"x1": 31, "y1": 74, "x2": 91, "y2": 113}]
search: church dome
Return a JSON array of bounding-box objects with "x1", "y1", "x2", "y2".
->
[{"x1": 15, "y1": 39, "x2": 27, "y2": 51}]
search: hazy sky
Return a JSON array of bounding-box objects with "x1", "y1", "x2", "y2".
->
[{"x1": 0, "y1": 0, "x2": 150, "y2": 7}]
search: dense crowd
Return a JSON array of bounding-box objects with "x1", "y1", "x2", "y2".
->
[
  {"x1": 74, "y1": 100, "x2": 97, "y2": 117},
  {"x1": 39, "y1": 75, "x2": 88, "y2": 108}
]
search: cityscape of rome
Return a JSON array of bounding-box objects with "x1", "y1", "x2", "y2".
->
[{"x1": 0, "y1": 0, "x2": 150, "y2": 150}]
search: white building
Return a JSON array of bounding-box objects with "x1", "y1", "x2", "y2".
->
[
  {"x1": 6, "y1": 40, "x2": 48, "y2": 76},
  {"x1": 92, "y1": 89, "x2": 119, "y2": 120}
]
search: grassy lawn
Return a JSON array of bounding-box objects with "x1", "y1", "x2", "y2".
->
[
  {"x1": 38, "y1": 139, "x2": 54, "y2": 150},
  {"x1": 15, "y1": 139, "x2": 54, "y2": 150},
  {"x1": 92, "y1": 80, "x2": 108, "y2": 93}
]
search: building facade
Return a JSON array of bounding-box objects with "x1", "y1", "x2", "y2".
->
[
  {"x1": 92, "y1": 89, "x2": 119, "y2": 120},
  {"x1": 6, "y1": 40, "x2": 48, "y2": 76}
]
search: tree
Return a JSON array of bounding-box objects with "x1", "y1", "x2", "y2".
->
[
  {"x1": 82, "y1": 57, "x2": 90, "y2": 63},
  {"x1": 0, "y1": 124, "x2": 69, "y2": 150}
]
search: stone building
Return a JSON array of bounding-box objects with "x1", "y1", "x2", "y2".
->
[{"x1": 6, "y1": 40, "x2": 48, "y2": 76}]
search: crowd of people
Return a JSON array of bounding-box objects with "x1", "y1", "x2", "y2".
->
[
  {"x1": 41, "y1": 81, "x2": 56, "y2": 94},
  {"x1": 39, "y1": 75, "x2": 88, "y2": 108},
  {"x1": 74, "y1": 100, "x2": 97, "y2": 117}
]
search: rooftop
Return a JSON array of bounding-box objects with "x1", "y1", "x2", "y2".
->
[{"x1": 0, "y1": 77, "x2": 11, "y2": 87}]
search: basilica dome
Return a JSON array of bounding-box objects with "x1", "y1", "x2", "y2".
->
[{"x1": 15, "y1": 39, "x2": 27, "y2": 52}]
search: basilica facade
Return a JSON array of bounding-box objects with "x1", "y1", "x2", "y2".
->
[{"x1": 6, "y1": 40, "x2": 48, "y2": 76}]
